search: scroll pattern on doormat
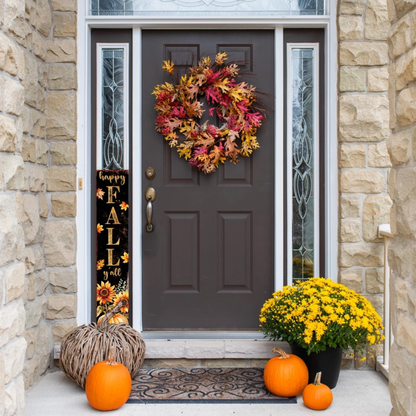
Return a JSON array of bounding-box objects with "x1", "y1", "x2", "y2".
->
[{"x1": 128, "y1": 368, "x2": 296, "y2": 404}]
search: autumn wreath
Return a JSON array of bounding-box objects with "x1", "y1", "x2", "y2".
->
[{"x1": 152, "y1": 52, "x2": 265, "y2": 174}]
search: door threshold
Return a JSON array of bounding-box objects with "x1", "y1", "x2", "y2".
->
[{"x1": 141, "y1": 331, "x2": 264, "y2": 340}]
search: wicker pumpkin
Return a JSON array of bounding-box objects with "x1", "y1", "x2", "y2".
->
[
  {"x1": 264, "y1": 348, "x2": 309, "y2": 397},
  {"x1": 60, "y1": 300, "x2": 145, "y2": 389},
  {"x1": 86, "y1": 346, "x2": 132, "y2": 411},
  {"x1": 302, "y1": 372, "x2": 333, "y2": 410}
]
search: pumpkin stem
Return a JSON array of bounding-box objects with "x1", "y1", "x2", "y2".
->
[
  {"x1": 107, "y1": 346, "x2": 117, "y2": 366},
  {"x1": 272, "y1": 348, "x2": 290, "y2": 359},
  {"x1": 314, "y1": 372, "x2": 322, "y2": 385}
]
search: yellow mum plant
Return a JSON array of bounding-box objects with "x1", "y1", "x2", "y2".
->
[{"x1": 259, "y1": 277, "x2": 384, "y2": 354}]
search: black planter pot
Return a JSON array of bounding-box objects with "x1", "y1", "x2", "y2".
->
[{"x1": 290, "y1": 344, "x2": 343, "y2": 389}]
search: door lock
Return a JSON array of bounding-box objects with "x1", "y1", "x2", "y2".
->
[{"x1": 145, "y1": 166, "x2": 156, "y2": 180}]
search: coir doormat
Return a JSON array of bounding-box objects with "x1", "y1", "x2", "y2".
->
[{"x1": 128, "y1": 368, "x2": 296, "y2": 404}]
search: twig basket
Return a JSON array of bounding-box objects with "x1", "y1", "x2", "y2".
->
[{"x1": 59, "y1": 301, "x2": 145, "y2": 389}]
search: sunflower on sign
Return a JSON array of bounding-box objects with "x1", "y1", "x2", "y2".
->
[{"x1": 152, "y1": 52, "x2": 265, "y2": 174}]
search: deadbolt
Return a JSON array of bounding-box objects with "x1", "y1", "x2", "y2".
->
[{"x1": 145, "y1": 166, "x2": 156, "y2": 180}]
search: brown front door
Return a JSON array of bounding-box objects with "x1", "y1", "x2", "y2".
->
[{"x1": 142, "y1": 30, "x2": 274, "y2": 330}]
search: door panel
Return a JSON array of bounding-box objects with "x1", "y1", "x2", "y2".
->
[{"x1": 142, "y1": 30, "x2": 274, "y2": 330}]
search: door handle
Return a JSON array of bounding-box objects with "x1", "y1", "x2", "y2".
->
[{"x1": 145, "y1": 187, "x2": 156, "y2": 232}]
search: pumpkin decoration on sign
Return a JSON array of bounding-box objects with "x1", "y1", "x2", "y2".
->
[
  {"x1": 302, "y1": 372, "x2": 333, "y2": 410},
  {"x1": 86, "y1": 346, "x2": 132, "y2": 411},
  {"x1": 263, "y1": 348, "x2": 309, "y2": 397},
  {"x1": 152, "y1": 52, "x2": 265, "y2": 174},
  {"x1": 60, "y1": 300, "x2": 145, "y2": 389}
]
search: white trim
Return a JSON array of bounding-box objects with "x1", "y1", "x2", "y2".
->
[
  {"x1": 274, "y1": 27, "x2": 284, "y2": 292},
  {"x1": 76, "y1": 5, "x2": 338, "y2": 335},
  {"x1": 132, "y1": 28, "x2": 143, "y2": 331},
  {"x1": 286, "y1": 44, "x2": 320, "y2": 285},
  {"x1": 96, "y1": 43, "x2": 130, "y2": 170}
]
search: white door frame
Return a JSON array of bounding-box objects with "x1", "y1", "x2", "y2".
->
[{"x1": 76, "y1": 4, "x2": 338, "y2": 334}]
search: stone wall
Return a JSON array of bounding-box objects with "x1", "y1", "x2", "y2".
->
[
  {"x1": 338, "y1": 0, "x2": 393, "y2": 367},
  {"x1": 0, "y1": 0, "x2": 77, "y2": 414},
  {"x1": 387, "y1": 1, "x2": 416, "y2": 415}
]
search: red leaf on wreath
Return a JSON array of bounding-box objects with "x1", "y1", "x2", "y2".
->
[
  {"x1": 205, "y1": 87, "x2": 220, "y2": 104},
  {"x1": 172, "y1": 106, "x2": 187, "y2": 118}
]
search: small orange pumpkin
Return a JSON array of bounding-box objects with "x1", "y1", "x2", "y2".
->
[
  {"x1": 302, "y1": 372, "x2": 333, "y2": 410},
  {"x1": 97, "y1": 313, "x2": 128, "y2": 325},
  {"x1": 264, "y1": 348, "x2": 309, "y2": 397},
  {"x1": 85, "y1": 346, "x2": 132, "y2": 411}
]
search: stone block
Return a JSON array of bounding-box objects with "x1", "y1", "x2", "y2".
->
[
  {"x1": 26, "y1": 273, "x2": 36, "y2": 302},
  {"x1": 397, "y1": 86, "x2": 416, "y2": 126},
  {"x1": 338, "y1": 16, "x2": 363, "y2": 40},
  {"x1": 389, "y1": 239, "x2": 412, "y2": 279},
  {"x1": 362, "y1": 195, "x2": 392, "y2": 242},
  {"x1": 368, "y1": 67, "x2": 389, "y2": 91},
  {"x1": 394, "y1": 0, "x2": 414, "y2": 19},
  {"x1": 339, "y1": 42, "x2": 389, "y2": 66},
  {"x1": 144, "y1": 340, "x2": 185, "y2": 359},
  {"x1": 389, "y1": 15, "x2": 411, "y2": 60},
  {"x1": 22, "y1": 106, "x2": 30, "y2": 134},
  {"x1": 2, "y1": 154, "x2": 24, "y2": 190},
  {"x1": 24, "y1": 329, "x2": 36, "y2": 360},
  {"x1": 49, "y1": 268, "x2": 76, "y2": 293},
  {"x1": 46, "y1": 93, "x2": 76, "y2": 140},
  {"x1": 35, "y1": 270, "x2": 48, "y2": 296},
  {"x1": 364, "y1": 0, "x2": 390, "y2": 40},
  {"x1": 22, "y1": 194, "x2": 39, "y2": 244},
  {"x1": 0, "y1": 300, "x2": 25, "y2": 349},
  {"x1": 0, "y1": 195, "x2": 19, "y2": 266},
  {"x1": 5, "y1": 262, "x2": 25, "y2": 303},
  {"x1": 340, "y1": 219, "x2": 361, "y2": 243},
  {"x1": 46, "y1": 295, "x2": 77, "y2": 319},
  {"x1": 201, "y1": 359, "x2": 250, "y2": 368},
  {"x1": 339, "y1": 144, "x2": 366, "y2": 168},
  {"x1": 368, "y1": 143, "x2": 392, "y2": 167},
  {"x1": 0, "y1": 32, "x2": 18, "y2": 76},
  {"x1": 340, "y1": 194, "x2": 360, "y2": 218},
  {"x1": 51, "y1": 141, "x2": 77, "y2": 165},
  {"x1": 51, "y1": 0, "x2": 77, "y2": 12},
  {"x1": 44, "y1": 220, "x2": 76, "y2": 267},
  {"x1": 340, "y1": 170, "x2": 385, "y2": 193},
  {"x1": 25, "y1": 297, "x2": 46, "y2": 329},
  {"x1": 34, "y1": 0, "x2": 52, "y2": 37},
  {"x1": 397, "y1": 314, "x2": 416, "y2": 356},
  {"x1": 52, "y1": 320, "x2": 76, "y2": 341},
  {"x1": 23, "y1": 247, "x2": 35, "y2": 274},
  {"x1": 32, "y1": 30, "x2": 46, "y2": 61},
  {"x1": 23, "y1": 355, "x2": 39, "y2": 389},
  {"x1": 36, "y1": 85, "x2": 46, "y2": 112},
  {"x1": 22, "y1": 137, "x2": 36, "y2": 162},
  {"x1": 142, "y1": 359, "x2": 199, "y2": 369},
  {"x1": 24, "y1": 52, "x2": 38, "y2": 109},
  {"x1": 36, "y1": 321, "x2": 52, "y2": 374},
  {"x1": 38, "y1": 193, "x2": 48, "y2": 218},
  {"x1": 4, "y1": 0, "x2": 32, "y2": 48},
  {"x1": 413, "y1": 10, "x2": 416, "y2": 44},
  {"x1": 392, "y1": 168, "x2": 416, "y2": 239},
  {"x1": 395, "y1": 48, "x2": 416, "y2": 91},
  {"x1": 0, "y1": 115, "x2": 17, "y2": 152},
  {"x1": 48, "y1": 64, "x2": 77, "y2": 90},
  {"x1": 54, "y1": 13, "x2": 76, "y2": 37},
  {"x1": 3, "y1": 336, "x2": 27, "y2": 384},
  {"x1": 51, "y1": 193, "x2": 76, "y2": 218},
  {"x1": 4, "y1": 77, "x2": 24, "y2": 116},
  {"x1": 338, "y1": 0, "x2": 364, "y2": 15},
  {"x1": 29, "y1": 165, "x2": 46, "y2": 193},
  {"x1": 46, "y1": 39, "x2": 76, "y2": 63},
  {"x1": 45, "y1": 168, "x2": 76, "y2": 192},
  {"x1": 339, "y1": 95, "x2": 389, "y2": 142},
  {"x1": 365, "y1": 268, "x2": 384, "y2": 294},
  {"x1": 185, "y1": 340, "x2": 225, "y2": 359},
  {"x1": 340, "y1": 243, "x2": 384, "y2": 267},
  {"x1": 36, "y1": 140, "x2": 48, "y2": 165},
  {"x1": 339, "y1": 67, "x2": 366, "y2": 92},
  {"x1": 32, "y1": 110, "x2": 46, "y2": 139},
  {"x1": 339, "y1": 268, "x2": 363, "y2": 293},
  {"x1": 387, "y1": 129, "x2": 412, "y2": 165},
  {"x1": 0, "y1": 355, "x2": 4, "y2": 411}
]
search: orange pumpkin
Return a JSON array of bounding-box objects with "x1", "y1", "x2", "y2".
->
[
  {"x1": 302, "y1": 372, "x2": 333, "y2": 410},
  {"x1": 264, "y1": 348, "x2": 309, "y2": 397},
  {"x1": 97, "y1": 313, "x2": 128, "y2": 325},
  {"x1": 85, "y1": 346, "x2": 132, "y2": 411}
]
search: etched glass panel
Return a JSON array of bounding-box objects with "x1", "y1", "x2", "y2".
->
[
  {"x1": 91, "y1": 0, "x2": 325, "y2": 16},
  {"x1": 291, "y1": 49, "x2": 315, "y2": 282},
  {"x1": 102, "y1": 48, "x2": 125, "y2": 169}
]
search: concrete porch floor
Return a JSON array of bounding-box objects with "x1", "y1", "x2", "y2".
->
[{"x1": 26, "y1": 369, "x2": 391, "y2": 415}]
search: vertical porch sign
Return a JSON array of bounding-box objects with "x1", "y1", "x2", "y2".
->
[{"x1": 96, "y1": 169, "x2": 130, "y2": 323}]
